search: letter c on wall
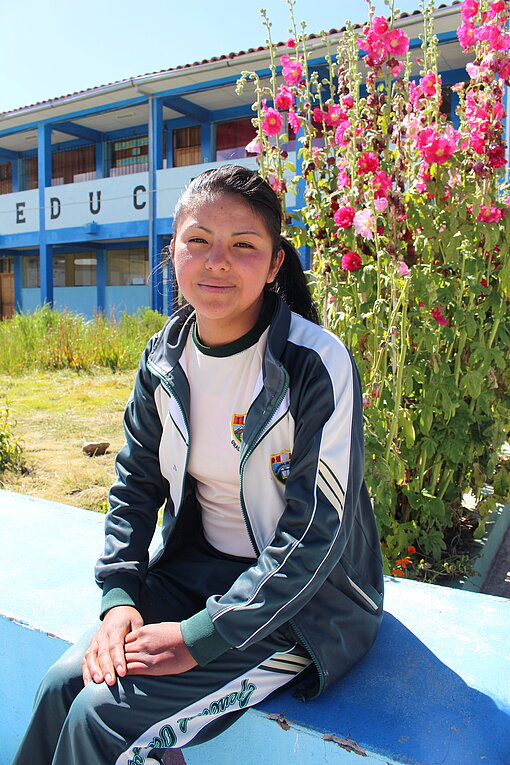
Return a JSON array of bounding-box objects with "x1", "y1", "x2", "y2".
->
[{"x1": 133, "y1": 185, "x2": 147, "y2": 210}]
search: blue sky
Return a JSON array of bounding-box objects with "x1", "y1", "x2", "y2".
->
[{"x1": 0, "y1": 0, "x2": 423, "y2": 113}]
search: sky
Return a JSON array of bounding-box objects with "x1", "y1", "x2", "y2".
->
[{"x1": 0, "y1": 0, "x2": 424, "y2": 114}]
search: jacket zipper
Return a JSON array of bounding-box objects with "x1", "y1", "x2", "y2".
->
[
  {"x1": 238, "y1": 368, "x2": 290, "y2": 556},
  {"x1": 147, "y1": 360, "x2": 190, "y2": 516},
  {"x1": 289, "y1": 618, "x2": 325, "y2": 696}
]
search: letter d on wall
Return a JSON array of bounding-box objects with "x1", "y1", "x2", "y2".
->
[{"x1": 50, "y1": 197, "x2": 61, "y2": 220}]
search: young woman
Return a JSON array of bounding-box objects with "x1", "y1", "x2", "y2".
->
[{"x1": 13, "y1": 165, "x2": 383, "y2": 765}]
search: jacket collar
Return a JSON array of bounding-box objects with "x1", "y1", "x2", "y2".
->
[{"x1": 148, "y1": 293, "x2": 291, "y2": 386}]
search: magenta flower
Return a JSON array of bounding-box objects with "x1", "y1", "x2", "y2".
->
[
  {"x1": 325, "y1": 104, "x2": 347, "y2": 127},
  {"x1": 280, "y1": 54, "x2": 303, "y2": 86},
  {"x1": 261, "y1": 107, "x2": 283, "y2": 136},
  {"x1": 477, "y1": 204, "x2": 503, "y2": 223},
  {"x1": 288, "y1": 109, "x2": 301, "y2": 133},
  {"x1": 461, "y1": 0, "x2": 479, "y2": 19},
  {"x1": 374, "y1": 197, "x2": 389, "y2": 212},
  {"x1": 432, "y1": 307, "x2": 449, "y2": 326},
  {"x1": 417, "y1": 125, "x2": 458, "y2": 165},
  {"x1": 334, "y1": 205, "x2": 355, "y2": 229},
  {"x1": 373, "y1": 170, "x2": 392, "y2": 197},
  {"x1": 353, "y1": 208, "x2": 376, "y2": 240},
  {"x1": 457, "y1": 21, "x2": 476, "y2": 50},
  {"x1": 274, "y1": 85, "x2": 294, "y2": 110},
  {"x1": 372, "y1": 16, "x2": 389, "y2": 35},
  {"x1": 385, "y1": 28, "x2": 409, "y2": 56},
  {"x1": 341, "y1": 251, "x2": 362, "y2": 272},
  {"x1": 420, "y1": 72, "x2": 441, "y2": 96},
  {"x1": 286, "y1": 38, "x2": 296, "y2": 48},
  {"x1": 358, "y1": 152, "x2": 380, "y2": 174},
  {"x1": 487, "y1": 145, "x2": 506, "y2": 168},
  {"x1": 334, "y1": 120, "x2": 351, "y2": 148},
  {"x1": 342, "y1": 95, "x2": 354, "y2": 108},
  {"x1": 337, "y1": 163, "x2": 351, "y2": 189},
  {"x1": 313, "y1": 108, "x2": 327, "y2": 123}
]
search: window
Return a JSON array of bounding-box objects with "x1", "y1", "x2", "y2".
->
[
  {"x1": 173, "y1": 126, "x2": 201, "y2": 167},
  {"x1": 0, "y1": 162, "x2": 12, "y2": 195},
  {"x1": 19, "y1": 157, "x2": 38, "y2": 191},
  {"x1": 53, "y1": 252, "x2": 96, "y2": 287},
  {"x1": 52, "y1": 146, "x2": 96, "y2": 186},
  {"x1": 215, "y1": 118, "x2": 256, "y2": 161},
  {"x1": 0, "y1": 257, "x2": 13, "y2": 273},
  {"x1": 107, "y1": 136, "x2": 148, "y2": 176},
  {"x1": 23, "y1": 256, "x2": 40, "y2": 288},
  {"x1": 107, "y1": 248, "x2": 148, "y2": 286}
]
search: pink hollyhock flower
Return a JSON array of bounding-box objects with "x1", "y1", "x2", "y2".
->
[
  {"x1": 286, "y1": 38, "x2": 296, "y2": 48},
  {"x1": 374, "y1": 197, "x2": 389, "y2": 212},
  {"x1": 372, "y1": 16, "x2": 389, "y2": 35},
  {"x1": 337, "y1": 163, "x2": 351, "y2": 188},
  {"x1": 354, "y1": 208, "x2": 376, "y2": 239},
  {"x1": 268, "y1": 175, "x2": 283, "y2": 194},
  {"x1": 325, "y1": 104, "x2": 347, "y2": 127},
  {"x1": 417, "y1": 125, "x2": 458, "y2": 164},
  {"x1": 261, "y1": 107, "x2": 283, "y2": 136},
  {"x1": 373, "y1": 170, "x2": 392, "y2": 197},
  {"x1": 396, "y1": 262, "x2": 410, "y2": 276},
  {"x1": 341, "y1": 251, "x2": 362, "y2": 271},
  {"x1": 334, "y1": 205, "x2": 355, "y2": 229},
  {"x1": 457, "y1": 22, "x2": 476, "y2": 50},
  {"x1": 385, "y1": 28, "x2": 409, "y2": 56},
  {"x1": 461, "y1": 0, "x2": 479, "y2": 19},
  {"x1": 477, "y1": 204, "x2": 503, "y2": 222},
  {"x1": 475, "y1": 24, "x2": 510, "y2": 51},
  {"x1": 420, "y1": 72, "x2": 441, "y2": 96},
  {"x1": 245, "y1": 138, "x2": 261, "y2": 154},
  {"x1": 312, "y1": 108, "x2": 327, "y2": 123},
  {"x1": 390, "y1": 60, "x2": 405, "y2": 76},
  {"x1": 342, "y1": 95, "x2": 354, "y2": 108},
  {"x1": 358, "y1": 152, "x2": 380, "y2": 174},
  {"x1": 334, "y1": 120, "x2": 351, "y2": 148},
  {"x1": 288, "y1": 109, "x2": 301, "y2": 133},
  {"x1": 357, "y1": 30, "x2": 387, "y2": 67},
  {"x1": 466, "y1": 62, "x2": 480, "y2": 78},
  {"x1": 280, "y1": 54, "x2": 303, "y2": 86},
  {"x1": 432, "y1": 307, "x2": 449, "y2": 326},
  {"x1": 274, "y1": 85, "x2": 294, "y2": 110}
]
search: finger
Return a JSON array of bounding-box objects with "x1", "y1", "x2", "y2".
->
[
  {"x1": 126, "y1": 660, "x2": 151, "y2": 674},
  {"x1": 85, "y1": 640, "x2": 104, "y2": 684},
  {"x1": 97, "y1": 644, "x2": 117, "y2": 686},
  {"x1": 82, "y1": 657, "x2": 92, "y2": 686},
  {"x1": 109, "y1": 633, "x2": 128, "y2": 678}
]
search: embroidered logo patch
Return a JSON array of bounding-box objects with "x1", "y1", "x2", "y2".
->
[
  {"x1": 231, "y1": 413, "x2": 247, "y2": 444},
  {"x1": 271, "y1": 450, "x2": 292, "y2": 484}
]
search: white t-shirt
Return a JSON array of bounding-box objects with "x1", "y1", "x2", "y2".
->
[{"x1": 184, "y1": 322, "x2": 269, "y2": 557}]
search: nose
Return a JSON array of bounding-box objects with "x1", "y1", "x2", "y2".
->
[{"x1": 205, "y1": 242, "x2": 229, "y2": 270}]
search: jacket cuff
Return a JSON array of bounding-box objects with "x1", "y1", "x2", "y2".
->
[
  {"x1": 100, "y1": 573, "x2": 140, "y2": 619},
  {"x1": 180, "y1": 608, "x2": 231, "y2": 665}
]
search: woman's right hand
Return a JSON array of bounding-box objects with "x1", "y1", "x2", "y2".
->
[{"x1": 82, "y1": 606, "x2": 144, "y2": 687}]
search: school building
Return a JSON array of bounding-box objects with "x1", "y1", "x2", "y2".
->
[{"x1": 0, "y1": 3, "x2": 489, "y2": 319}]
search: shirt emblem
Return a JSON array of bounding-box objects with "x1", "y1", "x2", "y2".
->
[
  {"x1": 231, "y1": 413, "x2": 247, "y2": 444},
  {"x1": 271, "y1": 450, "x2": 292, "y2": 484}
]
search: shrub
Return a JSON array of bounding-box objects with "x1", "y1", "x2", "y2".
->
[
  {"x1": 238, "y1": 0, "x2": 510, "y2": 578},
  {"x1": 0, "y1": 398, "x2": 24, "y2": 475}
]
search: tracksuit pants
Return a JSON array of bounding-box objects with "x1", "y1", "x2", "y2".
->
[{"x1": 12, "y1": 532, "x2": 312, "y2": 765}]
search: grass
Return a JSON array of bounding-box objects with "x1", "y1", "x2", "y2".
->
[
  {"x1": 0, "y1": 370, "x2": 136, "y2": 512},
  {"x1": 0, "y1": 306, "x2": 167, "y2": 374}
]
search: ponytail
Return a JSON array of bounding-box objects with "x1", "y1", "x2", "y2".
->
[{"x1": 269, "y1": 238, "x2": 320, "y2": 325}]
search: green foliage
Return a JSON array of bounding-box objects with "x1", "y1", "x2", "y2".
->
[
  {"x1": 0, "y1": 398, "x2": 24, "y2": 475},
  {"x1": 240, "y1": 0, "x2": 510, "y2": 579},
  {"x1": 0, "y1": 306, "x2": 167, "y2": 375}
]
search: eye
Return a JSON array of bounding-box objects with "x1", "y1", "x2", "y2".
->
[
  {"x1": 188, "y1": 236, "x2": 208, "y2": 244},
  {"x1": 234, "y1": 241, "x2": 255, "y2": 249}
]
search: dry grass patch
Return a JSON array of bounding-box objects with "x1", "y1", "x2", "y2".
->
[{"x1": 0, "y1": 370, "x2": 135, "y2": 511}]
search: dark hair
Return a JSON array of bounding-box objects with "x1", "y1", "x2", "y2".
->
[{"x1": 173, "y1": 165, "x2": 319, "y2": 324}]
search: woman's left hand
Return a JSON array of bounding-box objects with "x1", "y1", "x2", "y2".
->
[{"x1": 124, "y1": 622, "x2": 198, "y2": 676}]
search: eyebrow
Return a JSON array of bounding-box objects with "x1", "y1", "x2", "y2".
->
[{"x1": 185, "y1": 223, "x2": 264, "y2": 238}]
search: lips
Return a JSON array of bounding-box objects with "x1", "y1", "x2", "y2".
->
[{"x1": 197, "y1": 282, "x2": 235, "y2": 292}]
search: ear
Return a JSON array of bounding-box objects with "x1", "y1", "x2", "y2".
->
[
  {"x1": 168, "y1": 238, "x2": 175, "y2": 263},
  {"x1": 267, "y1": 248, "x2": 285, "y2": 283}
]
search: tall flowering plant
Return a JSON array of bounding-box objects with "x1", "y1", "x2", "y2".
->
[{"x1": 237, "y1": 0, "x2": 510, "y2": 579}]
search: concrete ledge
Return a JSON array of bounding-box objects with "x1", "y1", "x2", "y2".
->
[
  {"x1": 1, "y1": 489, "x2": 509, "y2": 765},
  {"x1": 460, "y1": 501, "x2": 510, "y2": 593}
]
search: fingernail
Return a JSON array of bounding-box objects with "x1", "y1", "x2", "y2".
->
[
  {"x1": 117, "y1": 665, "x2": 124, "y2": 675},
  {"x1": 105, "y1": 673, "x2": 112, "y2": 684},
  {"x1": 93, "y1": 673, "x2": 101, "y2": 683}
]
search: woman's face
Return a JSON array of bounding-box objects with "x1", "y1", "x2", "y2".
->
[{"x1": 171, "y1": 193, "x2": 283, "y2": 346}]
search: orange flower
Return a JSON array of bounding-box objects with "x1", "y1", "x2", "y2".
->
[
  {"x1": 408, "y1": 545, "x2": 416, "y2": 555},
  {"x1": 391, "y1": 569, "x2": 404, "y2": 577}
]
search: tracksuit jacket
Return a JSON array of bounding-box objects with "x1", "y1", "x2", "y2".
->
[{"x1": 95, "y1": 294, "x2": 384, "y2": 698}]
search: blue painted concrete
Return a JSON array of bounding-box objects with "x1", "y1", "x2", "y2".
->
[{"x1": 1, "y1": 489, "x2": 509, "y2": 765}]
